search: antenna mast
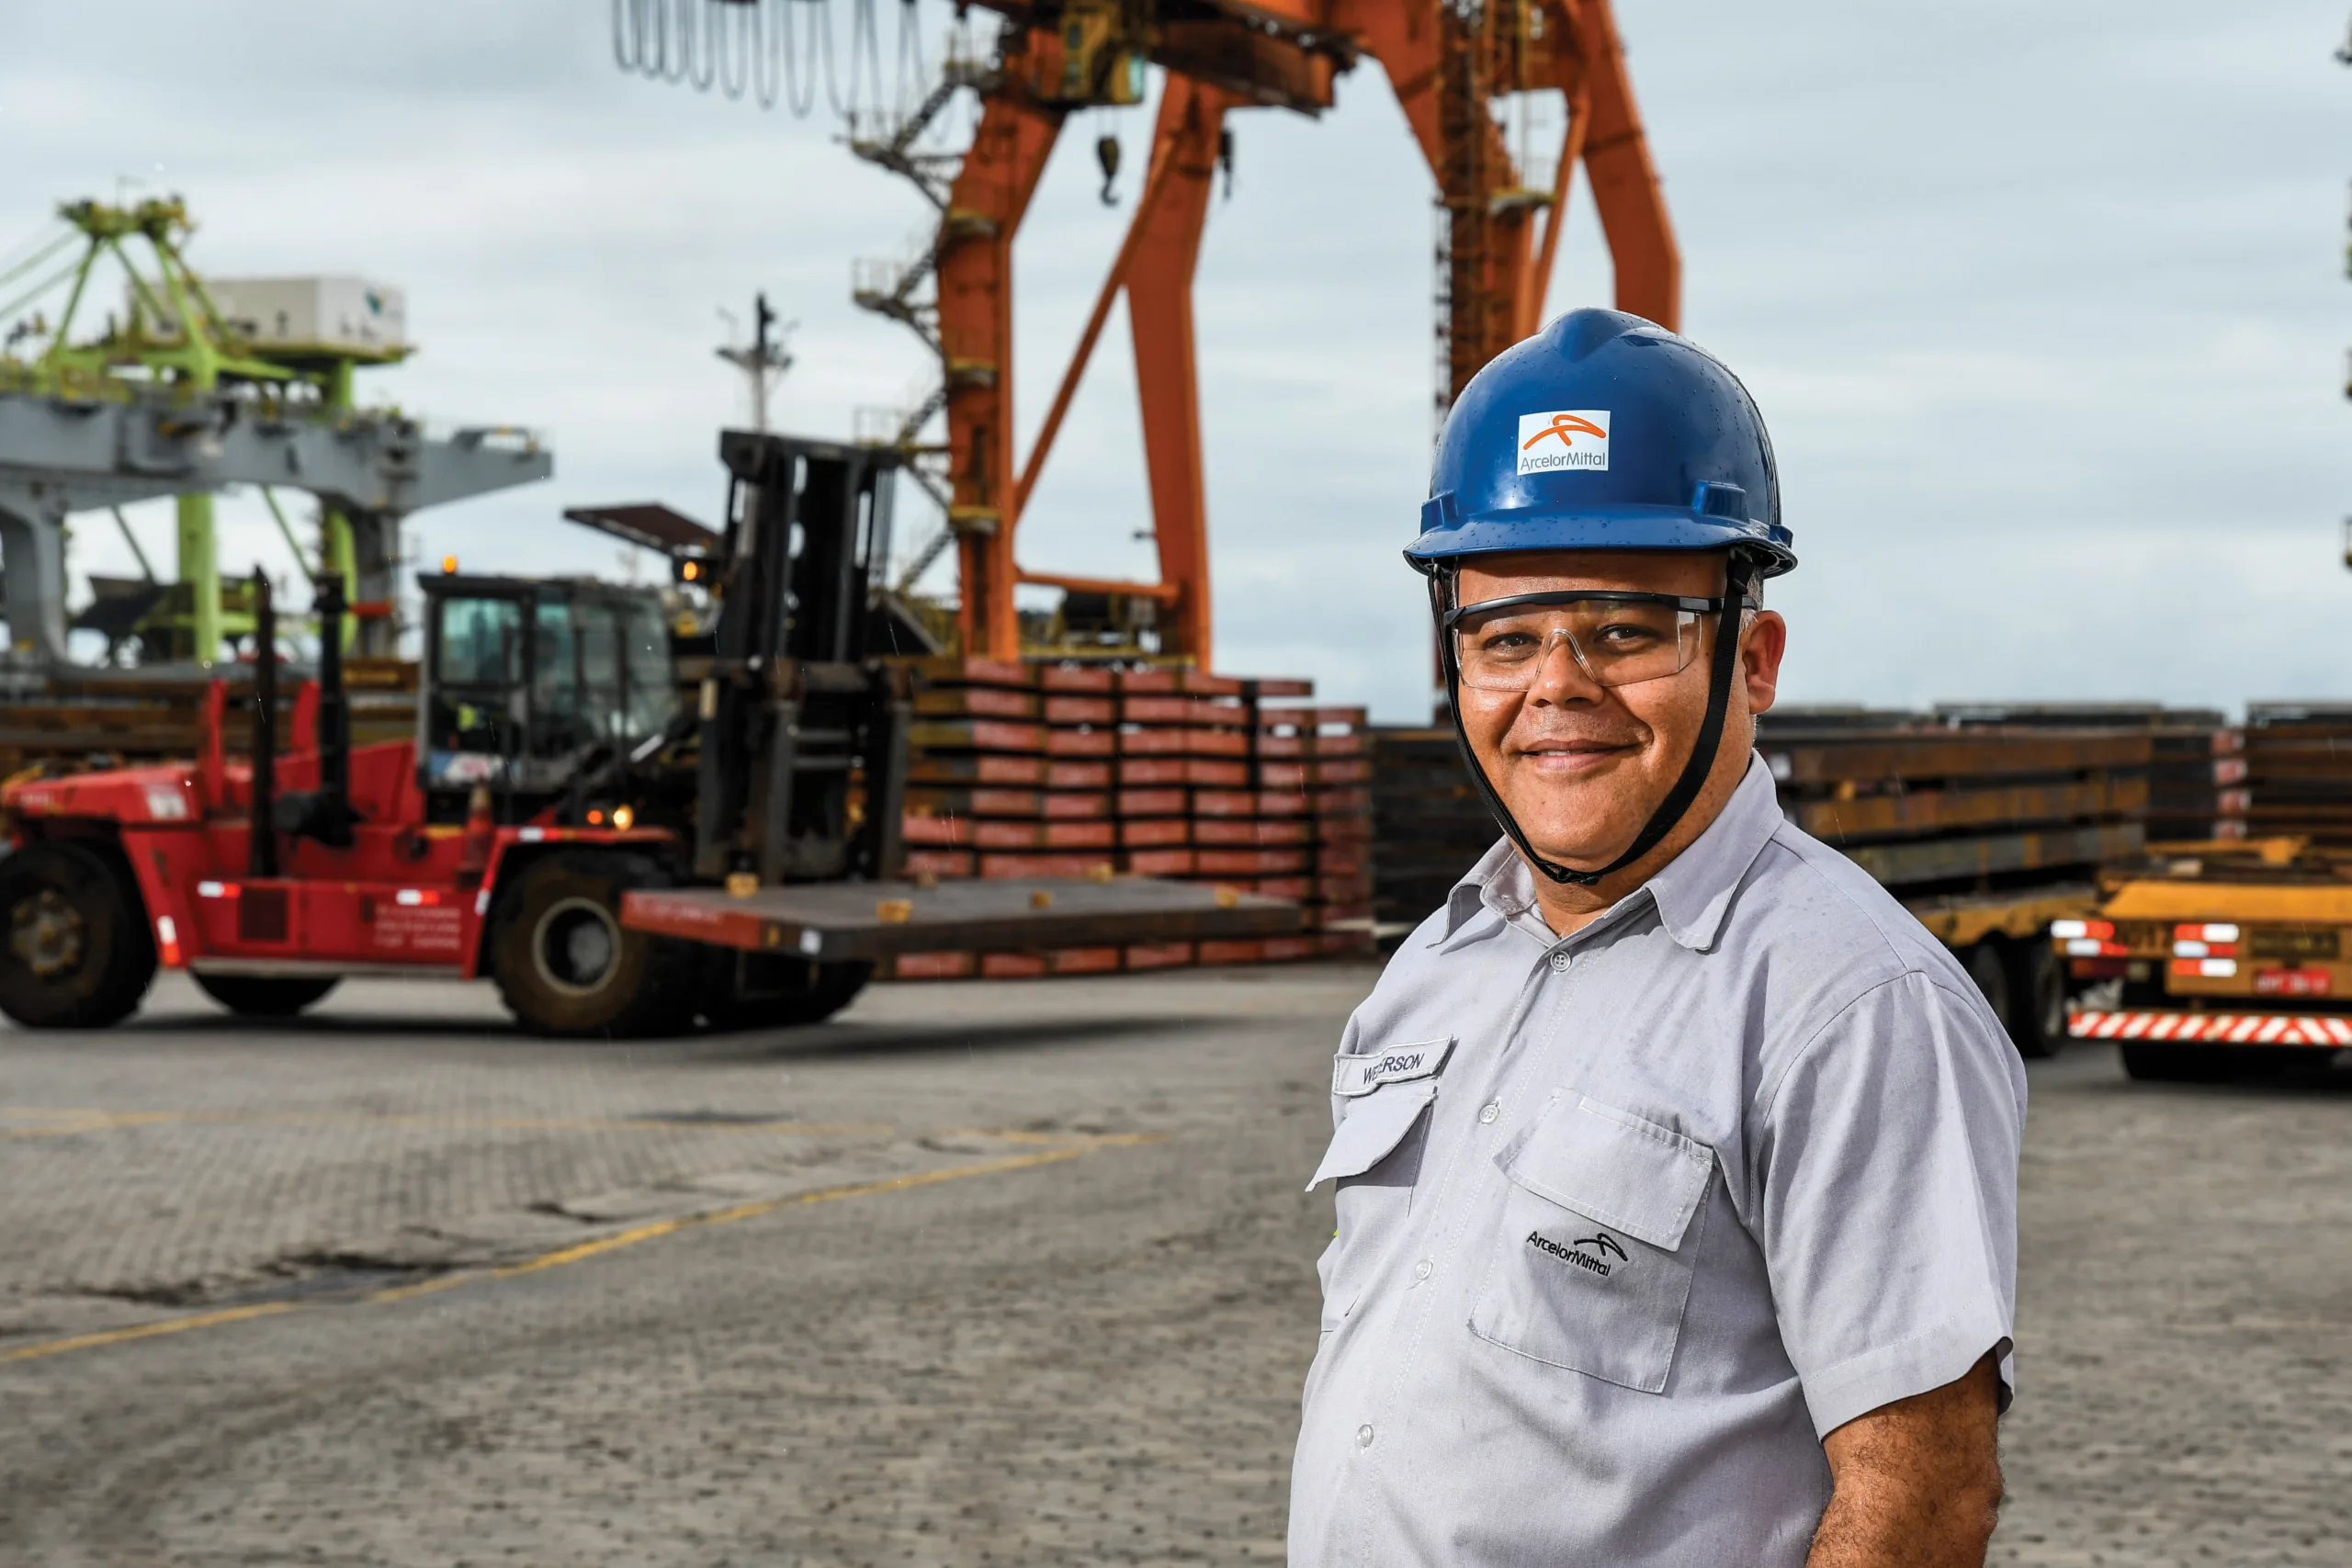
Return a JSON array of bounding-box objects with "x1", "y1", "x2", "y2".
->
[{"x1": 716, "y1": 291, "x2": 794, "y2": 433}]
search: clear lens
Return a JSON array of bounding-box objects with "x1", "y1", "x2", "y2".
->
[{"x1": 1453, "y1": 599, "x2": 1703, "y2": 691}]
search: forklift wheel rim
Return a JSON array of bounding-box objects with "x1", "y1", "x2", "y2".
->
[
  {"x1": 10, "y1": 886, "x2": 86, "y2": 983},
  {"x1": 533, "y1": 897, "x2": 621, "y2": 997}
]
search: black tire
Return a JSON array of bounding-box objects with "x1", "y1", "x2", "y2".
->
[
  {"x1": 2001, "y1": 938, "x2": 2067, "y2": 1059},
  {"x1": 193, "y1": 974, "x2": 341, "y2": 1018},
  {"x1": 1964, "y1": 940, "x2": 2011, "y2": 1037},
  {"x1": 0, "y1": 840, "x2": 156, "y2": 1029},
  {"x1": 490, "y1": 852, "x2": 686, "y2": 1038},
  {"x1": 2121, "y1": 1043, "x2": 2240, "y2": 1083},
  {"x1": 703, "y1": 957, "x2": 874, "y2": 1032},
  {"x1": 2229, "y1": 1046, "x2": 2312, "y2": 1078}
]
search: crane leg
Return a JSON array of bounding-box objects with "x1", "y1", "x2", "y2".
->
[
  {"x1": 1345, "y1": 0, "x2": 1679, "y2": 407},
  {"x1": 1568, "y1": 0, "x2": 1679, "y2": 330},
  {"x1": 1125, "y1": 79, "x2": 1232, "y2": 668},
  {"x1": 940, "y1": 75, "x2": 1066, "y2": 659}
]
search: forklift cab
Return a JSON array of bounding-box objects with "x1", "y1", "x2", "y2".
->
[{"x1": 418, "y1": 574, "x2": 678, "y2": 814}]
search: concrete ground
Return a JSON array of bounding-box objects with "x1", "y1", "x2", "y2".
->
[{"x1": 0, "y1": 964, "x2": 2346, "y2": 1566}]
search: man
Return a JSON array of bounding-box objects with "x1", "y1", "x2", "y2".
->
[{"x1": 1291, "y1": 309, "x2": 2023, "y2": 1567}]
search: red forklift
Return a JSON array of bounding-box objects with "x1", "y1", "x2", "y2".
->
[{"x1": 0, "y1": 433, "x2": 1295, "y2": 1034}]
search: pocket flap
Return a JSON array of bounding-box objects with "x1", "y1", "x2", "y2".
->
[
  {"x1": 1497, "y1": 1095, "x2": 1713, "y2": 1250},
  {"x1": 1306, "y1": 1081, "x2": 1437, "y2": 1190}
]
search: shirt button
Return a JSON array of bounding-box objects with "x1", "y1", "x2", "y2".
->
[
  {"x1": 1356, "y1": 1424, "x2": 1375, "y2": 1450},
  {"x1": 1478, "y1": 1101, "x2": 1500, "y2": 1124},
  {"x1": 1413, "y1": 1258, "x2": 1433, "y2": 1281},
  {"x1": 1549, "y1": 950, "x2": 1572, "y2": 974}
]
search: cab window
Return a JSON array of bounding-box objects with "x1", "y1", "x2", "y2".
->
[
  {"x1": 621, "y1": 598, "x2": 674, "y2": 740},
  {"x1": 577, "y1": 600, "x2": 626, "y2": 743},
  {"x1": 530, "y1": 597, "x2": 585, "y2": 757},
  {"x1": 430, "y1": 596, "x2": 524, "y2": 758},
  {"x1": 437, "y1": 597, "x2": 522, "y2": 688}
]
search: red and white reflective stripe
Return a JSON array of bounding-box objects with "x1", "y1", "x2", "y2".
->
[{"x1": 2068, "y1": 1010, "x2": 2352, "y2": 1045}]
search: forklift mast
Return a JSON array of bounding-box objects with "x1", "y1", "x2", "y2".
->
[{"x1": 695, "y1": 432, "x2": 910, "y2": 885}]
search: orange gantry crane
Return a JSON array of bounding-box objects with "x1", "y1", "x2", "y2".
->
[
  {"x1": 726, "y1": 0, "x2": 1677, "y2": 664},
  {"x1": 909, "y1": 0, "x2": 1678, "y2": 665}
]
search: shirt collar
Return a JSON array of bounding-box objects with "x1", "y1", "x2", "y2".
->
[
  {"x1": 1431, "y1": 752, "x2": 1784, "y2": 953},
  {"x1": 1435, "y1": 839, "x2": 1542, "y2": 950},
  {"x1": 1642, "y1": 753, "x2": 1783, "y2": 951}
]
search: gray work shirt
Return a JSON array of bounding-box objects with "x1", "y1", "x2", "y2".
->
[{"x1": 1290, "y1": 755, "x2": 2025, "y2": 1567}]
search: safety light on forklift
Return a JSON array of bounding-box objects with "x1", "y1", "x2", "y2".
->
[
  {"x1": 2172, "y1": 939, "x2": 2237, "y2": 959},
  {"x1": 2050, "y1": 919, "x2": 2113, "y2": 941},
  {"x1": 2174, "y1": 922, "x2": 2240, "y2": 943},
  {"x1": 2065, "y1": 938, "x2": 2130, "y2": 957},
  {"x1": 442, "y1": 555, "x2": 458, "y2": 574},
  {"x1": 2171, "y1": 957, "x2": 2238, "y2": 978}
]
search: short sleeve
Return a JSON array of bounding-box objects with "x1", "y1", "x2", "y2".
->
[{"x1": 1753, "y1": 969, "x2": 2027, "y2": 1438}]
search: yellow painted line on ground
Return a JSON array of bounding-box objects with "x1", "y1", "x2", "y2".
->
[
  {"x1": 1, "y1": 1110, "x2": 1150, "y2": 1144},
  {"x1": 0, "y1": 1136, "x2": 1167, "y2": 1367},
  {"x1": 0, "y1": 1109, "x2": 896, "y2": 1141},
  {"x1": 937, "y1": 1127, "x2": 1118, "y2": 1146},
  {"x1": 0, "y1": 1300, "x2": 307, "y2": 1362},
  {"x1": 0, "y1": 1111, "x2": 183, "y2": 1139}
]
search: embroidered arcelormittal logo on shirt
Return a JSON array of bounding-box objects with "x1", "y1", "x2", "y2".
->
[
  {"x1": 1515, "y1": 410, "x2": 1611, "y2": 475},
  {"x1": 1527, "y1": 1228, "x2": 1628, "y2": 1278}
]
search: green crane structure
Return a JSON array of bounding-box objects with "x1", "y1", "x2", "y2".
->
[{"x1": 0, "y1": 196, "x2": 546, "y2": 667}]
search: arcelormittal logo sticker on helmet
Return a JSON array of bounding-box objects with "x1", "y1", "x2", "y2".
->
[{"x1": 1516, "y1": 410, "x2": 1611, "y2": 475}]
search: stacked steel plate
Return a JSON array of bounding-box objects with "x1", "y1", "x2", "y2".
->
[
  {"x1": 0, "y1": 662, "x2": 416, "y2": 778},
  {"x1": 889, "y1": 658, "x2": 1374, "y2": 978},
  {"x1": 1761, "y1": 710, "x2": 2150, "y2": 894},
  {"x1": 2242, "y1": 703, "x2": 2352, "y2": 845},
  {"x1": 1366, "y1": 726, "x2": 1497, "y2": 938},
  {"x1": 1935, "y1": 705, "x2": 2245, "y2": 843}
]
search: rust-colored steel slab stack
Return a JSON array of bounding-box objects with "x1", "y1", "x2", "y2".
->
[
  {"x1": 2242, "y1": 704, "x2": 2352, "y2": 846},
  {"x1": 888, "y1": 659, "x2": 1372, "y2": 978}
]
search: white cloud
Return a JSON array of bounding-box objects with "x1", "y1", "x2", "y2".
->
[{"x1": 2, "y1": 0, "x2": 2346, "y2": 718}]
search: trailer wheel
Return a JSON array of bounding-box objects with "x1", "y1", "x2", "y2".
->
[
  {"x1": 2121, "y1": 1043, "x2": 2238, "y2": 1083},
  {"x1": 2001, "y1": 940, "x2": 2067, "y2": 1059},
  {"x1": 2122, "y1": 1043, "x2": 2304, "y2": 1083},
  {"x1": 193, "y1": 974, "x2": 341, "y2": 1018},
  {"x1": 0, "y1": 840, "x2": 157, "y2": 1029},
  {"x1": 490, "y1": 852, "x2": 686, "y2": 1038},
  {"x1": 704, "y1": 958, "x2": 874, "y2": 1032},
  {"x1": 1963, "y1": 940, "x2": 2011, "y2": 1034}
]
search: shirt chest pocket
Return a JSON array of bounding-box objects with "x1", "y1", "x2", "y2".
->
[{"x1": 1468, "y1": 1092, "x2": 1715, "y2": 1394}]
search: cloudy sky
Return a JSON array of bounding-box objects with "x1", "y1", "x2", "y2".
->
[{"x1": 3, "y1": 0, "x2": 2346, "y2": 720}]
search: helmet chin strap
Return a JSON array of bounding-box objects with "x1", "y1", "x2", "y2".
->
[{"x1": 1432, "y1": 554, "x2": 1757, "y2": 890}]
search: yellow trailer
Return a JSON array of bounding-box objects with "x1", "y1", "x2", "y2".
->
[{"x1": 2055, "y1": 838, "x2": 2352, "y2": 1079}]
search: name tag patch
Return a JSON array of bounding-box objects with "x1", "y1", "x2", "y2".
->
[{"x1": 1332, "y1": 1038, "x2": 1453, "y2": 1098}]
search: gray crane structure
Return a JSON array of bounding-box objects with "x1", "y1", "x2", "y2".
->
[{"x1": 0, "y1": 387, "x2": 552, "y2": 665}]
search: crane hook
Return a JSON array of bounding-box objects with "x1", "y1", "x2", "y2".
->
[{"x1": 1097, "y1": 133, "x2": 1121, "y2": 207}]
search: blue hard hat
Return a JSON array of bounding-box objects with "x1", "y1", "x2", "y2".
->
[{"x1": 1407, "y1": 308, "x2": 1797, "y2": 577}]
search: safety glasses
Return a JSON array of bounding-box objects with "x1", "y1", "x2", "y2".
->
[{"x1": 1444, "y1": 590, "x2": 1739, "y2": 693}]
